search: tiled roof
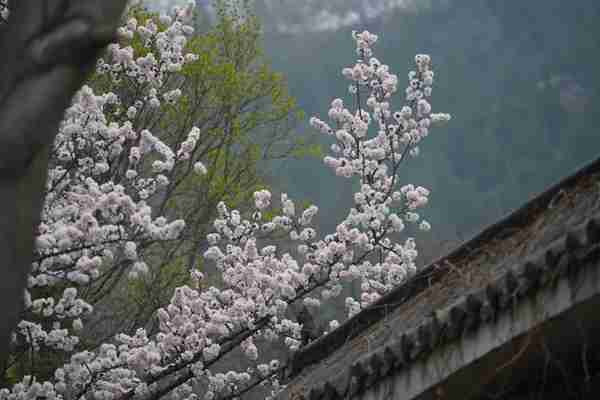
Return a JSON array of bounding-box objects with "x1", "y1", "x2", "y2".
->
[{"x1": 277, "y1": 156, "x2": 600, "y2": 400}]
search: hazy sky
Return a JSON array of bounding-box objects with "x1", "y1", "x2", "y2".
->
[{"x1": 149, "y1": 0, "x2": 430, "y2": 33}]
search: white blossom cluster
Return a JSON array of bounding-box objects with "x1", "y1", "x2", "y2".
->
[
  {"x1": 0, "y1": 376, "x2": 60, "y2": 400},
  {"x1": 31, "y1": 79, "x2": 192, "y2": 349},
  {"x1": 304, "y1": 30, "x2": 450, "y2": 312},
  {"x1": 1, "y1": 24, "x2": 450, "y2": 400},
  {"x1": 2, "y1": 5, "x2": 210, "y2": 400},
  {"x1": 28, "y1": 6, "x2": 206, "y2": 340},
  {"x1": 101, "y1": 4, "x2": 197, "y2": 85}
]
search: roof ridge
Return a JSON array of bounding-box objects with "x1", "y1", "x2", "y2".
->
[{"x1": 284, "y1": 211, "x2": 600, "y2": 399}]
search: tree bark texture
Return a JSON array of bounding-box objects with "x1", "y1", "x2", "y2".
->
[{"x1": 0, "y1": 0, "x2": 127, "y2": 365}]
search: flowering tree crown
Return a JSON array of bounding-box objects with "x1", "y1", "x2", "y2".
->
[{"x1": 0, "y1": 3, "x2": 450, "y2": 398}]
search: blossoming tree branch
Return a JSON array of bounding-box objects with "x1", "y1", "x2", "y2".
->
[{"x1": 0, "y1": 1, "x2": 450, "y2": 399}]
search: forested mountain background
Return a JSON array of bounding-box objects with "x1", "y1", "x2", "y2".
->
[{"x1": 155, "y1": 0, "x2": 600, "y2": 263}]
